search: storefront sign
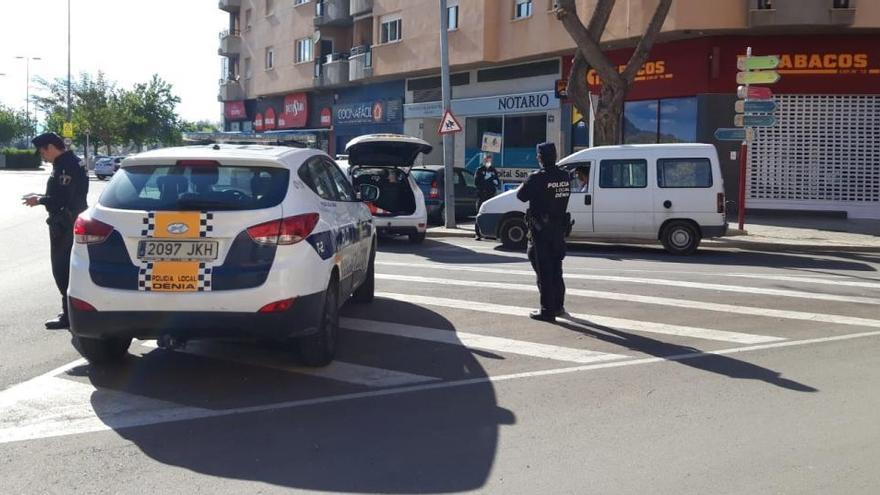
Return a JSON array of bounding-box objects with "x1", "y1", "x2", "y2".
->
[
  {"x1": 320, "y1": 107, "x2": 332, "y2": 127},
  {"x1": 254, "y1": 113, "x2": 264, "y2": 132},
  {"x1": 497, "y1": 168, "x2": 537, "y2": 182},
  {"x1": 277, "y1": 93, "x2": 308, "y2": 129},
  {"x1": 335, "y1": 98, "x2": 403, "y2": 125},
  {"x1": 264, "y1": 107, "x2": 277, "y2": 130},
  {"x1": 224, "y1": 101, "x2": 247, "y2": 120},
  {"x1": 404, "y1": 91, "x2": 558, "y2": 119}
]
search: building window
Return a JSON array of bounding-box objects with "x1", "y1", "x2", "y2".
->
[
  {"x1": 756, "y1": 0, "x2": 773, "y2": 9},
  {"x1": 447, "y1": 0, "x2": 459, "y2": 30},
  {"x1": 294, "y1": 0, "x2": 309, "y2": 5},
  {"x1": 832, "y1": 0, "x2": 850, "y2": 8},
  {"x1": 624, "y1": 97, "x2": 697, "y2": 144},
  {"x1": 265, "y1": 47, "x2": 275, "y2": 70},
  {"x1": 380, "y1": 15, "x2": 402, "y2": 44},
  {"x1": 464, "y1": 114, "x2": 547, "y2": 169},
  {"x1": 244, "y1": 8, "x2": 252, "y2": 31},
  {"x1": 514, "y1": 0, "x2": 533, "y2": 19},
  {"x1": 265, "y1": 0, "x2": 275, "y2": 16},
  {"x1": 244, "y1": 57, "x2": 252, "y2": 79},
  {"x1": 295, "y1": 38, "x2": 313, "y2": 64}
]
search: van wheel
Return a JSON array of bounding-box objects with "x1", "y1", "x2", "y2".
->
[
  {"x1": 299, "y1": 279, "x2": 339, "y2": 367},
  {"x1": 499, "y1": 217, "x2": 527, "y2": 249},
  {"x1": 72, "y1": 335, "x2": 131, "y2": 365},
  {"x1": 351, "y1": 244, "x2": 375, "y2": 303},
  {"x1": 409, "y1": 232, "x2": 426, "y2": 244},
  {"x1": 661, "y1": 221, "x2": 701, "y2": 255}
]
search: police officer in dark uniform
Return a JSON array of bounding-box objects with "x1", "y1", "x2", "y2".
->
[
  {"x1": 474, "y1": 154, "x2": 502, "y2": 240},
  {"x1": 23, "y1": 133, "x2": 89, "y2": 329},
  {"x1": 516, "y1": 142, "x2": 571, "y2": 322}
]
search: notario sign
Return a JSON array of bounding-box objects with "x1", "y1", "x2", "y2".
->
[
  {"x1": 497, "y1": 93, "x2": 551, "y2": 112},
  {"x1": 278, "y1": 93, "x2": 308, "y2": 129}
]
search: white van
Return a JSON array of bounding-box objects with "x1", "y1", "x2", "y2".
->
[{"x1": 476, "y1": 144, "x2": 728, "y2": 254}]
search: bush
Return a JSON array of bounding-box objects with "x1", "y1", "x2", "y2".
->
[{"x1": 2, "y1": 148, "x2": 41, "y2": 169}]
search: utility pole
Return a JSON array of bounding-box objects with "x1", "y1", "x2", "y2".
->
[
  {"x1": 15, "y1": 56, "x2": 41, "y2": 142},
  {"x1": 67, "y1": 0, "x2": 72, "y2": 123},
  {"x1": 439, "y1": 0, "x2": 456, "y2": 228}
]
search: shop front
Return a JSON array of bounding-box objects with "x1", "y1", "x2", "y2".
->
[
  {"x1": 332, "y1": 81, "x2": 406, "y2": 155},
  {"x1": 565, "y1": 34, "x2": 880, "y2": 219},
  {"x1": 250, "y1": 92, "x2": 333, "y2": 151},
  {"x1": 223, "y1": 100, "x2": 253, "y2": 133}
]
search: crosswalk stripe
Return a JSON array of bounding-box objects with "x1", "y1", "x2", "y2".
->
[
  {"x1": 723, "y1": 273, "x2": 880, "y2": 290},
  {"x1": 340, "y1": 317, "x2": 628, "y2": 364},
  {"x1": 377, "y1": 274, "x2": 880, "y2": 331},
  {"x1": 136, "y1": 340, "x2": 438, "y2": 388},
  {"x1": 376, "y1": 292, "x2": 783, "y2": 344},
  {"x1": 376, "y1": 261, "x2": 880, "y2": 305}
]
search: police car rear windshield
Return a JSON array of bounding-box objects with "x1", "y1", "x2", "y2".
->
[{"x1": 99, "y1": 165, "x2": 289, "y2": 211}]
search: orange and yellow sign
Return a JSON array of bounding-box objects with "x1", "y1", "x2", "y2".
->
[
  {"x1": 777, "y1": 53, "x2": 876, "y2": 75},
  {"x1": 587, "y1": 60, "x2": 673, "y2": 87},
  {"x1": 149, "y1": 261, "x2": 201, "y2": 292}
]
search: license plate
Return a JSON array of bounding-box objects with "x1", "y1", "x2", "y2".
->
[{"x1": 138, "y1": 240, "x2": 219, "y2": 261}]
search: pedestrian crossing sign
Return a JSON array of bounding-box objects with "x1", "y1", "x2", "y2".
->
[
  {"x1": 438, "y1": 110, "x2": 463, "y2": 135},
  {"x1": 62, "y1": 122, "x2": 74, "y2": 139}
]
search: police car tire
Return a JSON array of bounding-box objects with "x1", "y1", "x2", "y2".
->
[
  {"x1": 351, "y1": 244, "x2": 376, "y2": 303},
  {"x1": 299, "y1": 279, "x2": 339, "y2": 367},
  {"x1": 72, "y1": 335, "x2": 131, "y2": 365},
  {"x1": 409, "y1": 232, "x2": 426, "y2": 244},
  {"x1": 500, "y1": 217, "x2": 527, "y2": 249},
  {"x1": 661, "y1": 220, "x2": 701, "y2": 255}
]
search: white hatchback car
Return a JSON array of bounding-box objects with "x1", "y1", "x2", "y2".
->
[
  {"x1": 94, "y1": 156, "x2": 124, "y2": 180},
  {"x1": 68, "y1": 144, "x2": 377, "y2": 366},
  {"x1": 339, "y1": 134, "x2": 431, "y2": 244},
  {"x1": 476, "y1": 144, "x2": 728, "y2": 254}
]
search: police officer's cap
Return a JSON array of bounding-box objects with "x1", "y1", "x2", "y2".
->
[
  {"x1": 32, "y1": 132, "x2": 65, "y2": 150},
  {"x1": 536, "y1": 142, "x2": 557, "y2": 166}
]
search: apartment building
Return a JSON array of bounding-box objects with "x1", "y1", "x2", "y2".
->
[{"x1": 218, "y1": 0, "x2": 880, "y2": 218}]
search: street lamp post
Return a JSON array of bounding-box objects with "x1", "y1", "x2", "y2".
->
[{"x1": 15, "y1": 56, "x2": 42, "y2": 142}]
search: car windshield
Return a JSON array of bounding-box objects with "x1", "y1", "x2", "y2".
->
[
  {"x1": 410, "y1": 169, "x2": 437, "y2": 185},
  {"x1": 99, "y1": 164, "x2": 289, "y2": 211}
]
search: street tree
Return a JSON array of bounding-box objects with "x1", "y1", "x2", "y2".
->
[
  {"x1": 120, "y1": 75, "x2": 182, "y2": 151},
  {"x1": 0, "y1": 105, "x2": 32, "y2": 146},
  {"x1": 556, "y1": 0, "x2": 673, "y2": 145}
]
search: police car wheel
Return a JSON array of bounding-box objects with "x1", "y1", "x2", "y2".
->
[
  {"x1": 500, "y1": 217, "x2": 527, "y2": 249},
  {"x1": 409, "y1": 232, "x2": 426, "y2": 244},
  {"x1": 351, "y1": 243, "x2": 376, "y2": 303},
  {"x1": 661, "y1": 221, "x2": 701, "y2": 255},
  {"x1": 72, "y1": 335, "x2": 131, "y2": 365},
  {"x1": 299, "y1": 278, "x2": 339, "y2": 367}
]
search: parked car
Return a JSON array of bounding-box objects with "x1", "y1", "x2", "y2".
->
[
  {"x1": 339, "y1": 134, "x2": 431, "y2": 244},
  {"x1": 68, "y1": 144, "x2": 378, "y2": 366},
  {"x1": 476, "y1": 143, "x2": 728, "y2": 254},
  {"x1": 410, "y1": 165, "x2": 481, "y2": 224},
  {"x1": 94, "y1": 156, "x2": 124, "y2": 180}
]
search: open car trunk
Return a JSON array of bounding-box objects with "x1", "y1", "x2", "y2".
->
[{"x1": 351, "y1": 168, "x2": 416, "y2": 216}]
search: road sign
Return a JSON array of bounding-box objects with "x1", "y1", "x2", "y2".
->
[
  {"x1": 714, "y1": 128, "x2": 754, "y2": 142},
  {"x1": 736, "y1": 70, "x2": 781, "y2": 85},
  {"x1": 737, "y1": 55, "x2": 780, "y2": 71},
  {"x1": 734, "y1": 114, "x2": 776, "y2": 127},
  {"x1": 735, "y1": 100, "x2": 777, "y2": 114},
  {"x1": 438, "y1": 109, "x2": 462, "y2": 135},
  {"x1": 62, "y1": 122, "x2": 74, "y2": 138},
  {"x1": 737, "y1": 85, "x2": 774, "y2": 100},
  {"x1": 481, "y1": 132, "x2": 502, "y2": 153}
]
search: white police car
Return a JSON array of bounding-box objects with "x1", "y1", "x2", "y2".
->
[{"x1": 68, "y1": 144, "x2": 378, "y2": 367}]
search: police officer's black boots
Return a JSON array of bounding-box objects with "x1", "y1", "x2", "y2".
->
[
  {"x1": 529, "y1": 310, "x2": 556, "y2": 323},
  {"x1": 45, "y1": 314, "x2": 69, "y2": 330}
]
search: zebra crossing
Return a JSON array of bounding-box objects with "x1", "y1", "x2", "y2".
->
[{"x1": 2, "y1": 246, "x2": 880, "y2": 445}]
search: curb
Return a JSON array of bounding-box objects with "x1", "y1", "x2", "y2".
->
[{"x1": 427, "y1": 230, "x2": 476, "y2": 239}]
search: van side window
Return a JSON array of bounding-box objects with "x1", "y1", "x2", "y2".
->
[
  {"x1": 599, "y1": 159, "x2": 647, "y2": 188},
  {"x1": 566, "y1": 162, "x2": 591, "y2": 193},
  {"x1": 657, "y1": 158, "x2": 713, "y2": 188}
]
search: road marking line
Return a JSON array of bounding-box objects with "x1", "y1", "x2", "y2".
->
[
  {"x1": 340, "y1": 317, "x2": 628, "y2": 364},
  {"x1": 376, "y1": 261, "x2": 880, "y2": 305},
  {"x1": 136, "y1": 340, "x2": 438, "y2": 388},
  {"x1": 376, "y1": 274, "x2": 880, "y2": 331},
  {"x1": 376, "y1": 292, "x2": 782, "y2": 345},
  {"x1": 4, "y1": 329, "x2": 880, "y2": 445}
]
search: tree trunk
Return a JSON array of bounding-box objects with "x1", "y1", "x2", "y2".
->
[{"x1": 594, "y1": 81, "x2": 628, "y2": 146}]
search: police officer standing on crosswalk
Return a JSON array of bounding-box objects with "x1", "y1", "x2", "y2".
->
[
  {"x1": 516, "y1": 142, "x2": 571, "y2": 322},
  {"x1": 22, "y1": 133, "x2": 89, "y2": 329}
]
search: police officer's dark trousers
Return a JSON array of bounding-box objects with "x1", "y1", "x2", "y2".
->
[
  {"x1": 527, "y1": 228, "x2": 566, "y2": 315},
  {"x1": 48, "y1": 214, "x2": 74, "y2": 316}
]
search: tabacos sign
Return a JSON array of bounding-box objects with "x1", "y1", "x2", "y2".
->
[
  {"x1": 777, "y1": 52, "x2": 871, "y2": 74},
  {"x1": 277, "y1": 93, "x2": 308, "y2": 129},
  {"x1": 588, "y1": 60, "x2": 672, "y2": 87}
]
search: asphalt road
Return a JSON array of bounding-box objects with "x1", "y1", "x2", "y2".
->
[{"x1": 2, "y1": 168, "x2": 880, "y2": 494}]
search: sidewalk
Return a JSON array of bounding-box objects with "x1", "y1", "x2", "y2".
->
[{"x1": 428, "y1": 216, "x2": 880, "y2": 252}]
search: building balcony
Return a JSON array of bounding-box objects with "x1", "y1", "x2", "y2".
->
[
  {"x1": 748, "y1": 0, "x2": 857, "y2": 27},
  {"x1": 218, "y1": 79, "x2": 244, "y2": 101},
  {"x1": 218, "y1": 0, "x2": 241, "y2": 13},
  {"x1": 348, "y1": 45, "x2": 373, "y2": 81},
  {"x1": 218, "y1": 30, "x2": 242, "y2": 57},
  {"x1": 314, "y1": 0, "x2": 352, "y2": 27},
  {"x1": 315, "y1": 56, "x2": 350, "y2": 87},
  {"x1": 350, "y1": 0, "x2": 373, "y2": 17}
]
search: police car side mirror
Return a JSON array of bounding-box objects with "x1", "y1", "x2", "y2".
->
[{"x1": 359, "y1": 184, "x2": 380, "y2": 202}]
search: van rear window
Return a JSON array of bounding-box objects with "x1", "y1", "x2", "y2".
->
[
  {"x1": 657, "y1": 158, "x2": 712, "y2": 188},
  {"x1": 99, "y1": 165, "x2": 289, "y2": 211}
]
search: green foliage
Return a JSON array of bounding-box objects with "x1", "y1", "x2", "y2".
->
[
  {"x1": 2, "y1": 148, "x2": 41, "y2": 169},
  {"x1": 0, "y1": 106, "x2": 33, "y2": 146}
]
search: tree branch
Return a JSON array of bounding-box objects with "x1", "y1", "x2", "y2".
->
[
  {"x1": 557, "y1": 0, "x2": 621, "y2": 85},
  {"x1": 620, "y1": 0, "x2": 673, "y2": 83}
]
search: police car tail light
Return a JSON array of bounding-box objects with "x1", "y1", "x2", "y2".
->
[
  {"x1": 74, "y1": 215, "x2": 113, "y2": 244},
  {"x1": 429, "y1": 180, "x2": 440, "y2": 199},
  {"x1": 70, "y1": 297, "x2": 97, "y2": 312},
  {"x1": 258, "y1": 297, "x2": 296, "y2": 313},
  {"x1": 247, "y1": 213, "x2": 319, "y2": 245}
]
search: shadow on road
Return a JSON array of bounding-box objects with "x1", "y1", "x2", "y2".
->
[
  {"x1": 557, "y1": 315, "x2": 818, "y2": 393},
  {"x1": 378, "y1": 236, "x2": 524, "y2": 264},
  {"x1": 76, "y1": 299, "x2": 513, "y2": 493}
]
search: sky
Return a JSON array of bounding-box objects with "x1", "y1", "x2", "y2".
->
[{"x1": 0, "y1": 0, "x2": 228, "y2": 124}]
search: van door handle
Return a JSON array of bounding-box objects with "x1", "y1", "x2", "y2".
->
[
  {"x1": 585, "y1": 194, "x2": 592, "y2": 205},
  {"x1": 663, "y1": 200, "x2": 672, "y2": 209}
]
